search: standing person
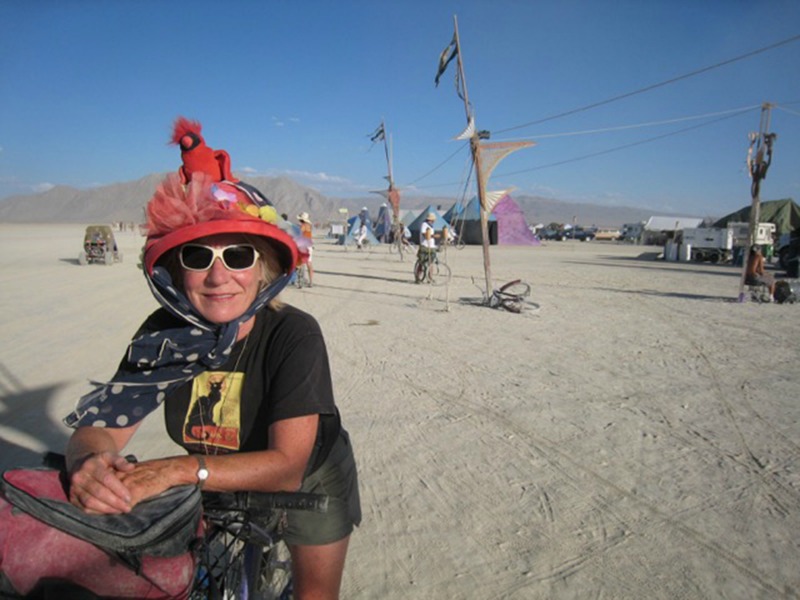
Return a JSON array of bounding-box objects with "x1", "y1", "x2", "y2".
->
[
  {"x1": 297, "y1": 211, "x2": 314, "y2": 287},
  {"x1": 745, "y1": 244, "x2": 776, "y2": 300},
  {"x1": 63, "y1": 118, "x2": 360, "y2": 599},
  {"x1": 355, "y1": 218, "x2": 368, "y2": 250}
]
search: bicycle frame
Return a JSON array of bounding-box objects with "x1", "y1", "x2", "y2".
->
[{"x1": 192, "y1": 491, "x2": 329, "y2": 600}]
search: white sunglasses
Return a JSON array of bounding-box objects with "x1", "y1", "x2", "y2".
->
[{"x1": 179, "y1": 244, "x2": 260, "y2": 272}]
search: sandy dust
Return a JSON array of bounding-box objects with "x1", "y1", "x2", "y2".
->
[{"x1": 1, "y1": 223, "x2": 798, "y2": 599}]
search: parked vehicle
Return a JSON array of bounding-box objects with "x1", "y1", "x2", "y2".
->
[
  {"x1": 79, "y1": 225, "x2": 122, "y2": 266},
  {"x1": 539, "y1": 228, "x2": 566, "y2": 241},
  {"x1": 594, "y1": 228, "x2": 622, "y2": 241},
  {"x1": 571, "y1": 227, "x2": 596, "y2": 242},
  {"x1": 681, "y1": 227, "x2": 734, "y2": 263},
  {"x1": 778, "y1": 227, "x2": 800, "y2": 277}
]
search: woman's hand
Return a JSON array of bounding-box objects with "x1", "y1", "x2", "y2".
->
[
  {"x1": 117, "y1": 457, "x2": 195, "y2": 507},
  {"x1": 68, "y1": 451, "x2": 136, "y2": 514}
]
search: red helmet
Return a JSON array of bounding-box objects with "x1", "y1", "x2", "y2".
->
[
  {"x1": 143, "y1": 174, "x2": 298, "y2": 275},
  {"x1": 143, "y1": 118, "x2": 299, "y2": 275}
]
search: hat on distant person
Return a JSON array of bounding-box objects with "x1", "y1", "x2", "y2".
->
[
  {"x1": 297, "y1": 212, "x2": 311, "y2": 223},
  {"x1": 426, "y1": 212, "x2": 436, "y2": 221},
  {"x1": 142, "y1": 117, "x2": 300, "y2": 276}
]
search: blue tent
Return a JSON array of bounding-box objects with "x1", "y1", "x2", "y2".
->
[
  {"x1": 374, "y1": 205, "x2": 393, "y2": 242},
  {"x1": 339, "y1": 215, "x2": 380, "y2": 247},
  {"x1": 443, "y1": 197, "x2": 497, "y2": 245},
  {"x1": 407, "y1": 205, "x2": 451, "y2": 244}
]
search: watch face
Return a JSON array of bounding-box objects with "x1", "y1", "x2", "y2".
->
[{"x1": 198, "y1": 468, "x2": 209, "y2": 481}]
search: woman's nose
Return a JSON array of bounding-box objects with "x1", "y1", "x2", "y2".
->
[{"x1": 205, "y1": 257, "x2": 230, "y2": 283}]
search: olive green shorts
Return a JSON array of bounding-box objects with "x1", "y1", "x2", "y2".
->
[{"x1": 283, "y1": 429, "x2": 361, "y2": 546}]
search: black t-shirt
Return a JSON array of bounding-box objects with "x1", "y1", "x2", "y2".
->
[{"x1": 131, "y1": 305, "x2": 340, "y2": 466}]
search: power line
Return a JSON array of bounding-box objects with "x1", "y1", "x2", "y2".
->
[
  {"x1": 776, "y1": 105, "x2": 800, "y2": 118},
  {"x1": 409, "y1": 106, "x2": 757, "y2": 192},
  {"x1": 404, "y1": 142, "x2": 469, "y2": 186},
  {"x1": 511, "y1": 104, "x2": 762, "y2": 140},
  {"x1": 497, "y1": 110, "x2": 752, "y2": 178},
  {"x1": 494, "y1": 33, "x2": 800, "y2": 135}
]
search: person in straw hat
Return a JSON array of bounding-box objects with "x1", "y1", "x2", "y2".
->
[
  {"x1": 63, "y1": 117, "x2": 360, "y2": 598},
  {"x1": 297, "y1": 211, "x2": 314, "y2": 286}
]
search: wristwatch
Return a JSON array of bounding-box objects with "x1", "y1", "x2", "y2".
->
[{"x1": 195, "y1": 455, "x2": 209, "y2": 488}]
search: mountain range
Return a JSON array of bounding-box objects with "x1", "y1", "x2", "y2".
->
[{"x1": 0, "y1": 173, "x2": 694, "y2": 229}]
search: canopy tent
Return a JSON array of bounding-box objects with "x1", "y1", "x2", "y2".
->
[
  {"x1": 443, "y1": 197, "x2": 497, "y2": 245},
  {"x1": 374, "y1": 204, "x2": 393, "y2": 242},
  {"x1": 407, "y1": 205, "x2": 452, "y2": 244},
  {"x1": 492, "y1": 195, "x2": 540, "y2": 246},
  {"x1": 713, "y1": 198, "x2": 800, "y2": 237}
]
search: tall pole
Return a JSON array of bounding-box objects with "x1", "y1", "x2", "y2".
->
[
  {"x1": 453, "y1": 15, "x2": 493, "y2": 300},
  {"x1": 738, "y1": 102, "x2": 776, "y2": 301}
]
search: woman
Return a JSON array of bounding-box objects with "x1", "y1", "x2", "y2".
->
[
  {"x1": 63, "y1": 124, "x2": 360, "y2": 599},
  {"x1": 297, "y1": 211, "x2": 314, "y2": 286}
]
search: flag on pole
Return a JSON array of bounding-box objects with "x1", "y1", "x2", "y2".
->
[
  {"x1": 435, "y1": 33, "x2": 458, "y2": 86},
  {"x1": 369, "y1": 123, "x2": 386, "y2": 143}
]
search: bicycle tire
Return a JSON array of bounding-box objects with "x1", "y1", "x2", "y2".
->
[
  {"x1": 497, "y1": 280, "x2": 530, "y2": 299},
  {"x1": 414, "y1": 260, "x2": 426, "y2": 283},
  {"x1": 500, "y1": 298, "x2": 523, "y2": 313},
  {"x1": 245, "y1": 541, "x2": 292, "y2": 600}
]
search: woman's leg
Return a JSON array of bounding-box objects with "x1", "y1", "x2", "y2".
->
[{"x1": 289, "y1": 536, "x2": 350, "y2": 600}]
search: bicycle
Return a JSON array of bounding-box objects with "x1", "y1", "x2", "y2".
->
[
  {"x1": 388, "y1": 222, "x2": 415, "y2": 261},
  {"x1": 388, "y1": 236, "x2": 415, "y2": 260},
  {"x1": 192, "y1": 490, "x2": 329, "y2": 599},
  {"x1": 413, "y1": 248, "x2": 451, "y2": 286},
  {"x1": 487, "y1": 279, "x2": 531, "y2": 313},
  {"x1": 294, "y1": 262, "x2": 310, "y2": 288},
  {"x1": 442, "y1": 234, "x2": 466, "y2": 250},
  {"x1": 28, "y1": 452, "x2": 328, "y2": 600}
]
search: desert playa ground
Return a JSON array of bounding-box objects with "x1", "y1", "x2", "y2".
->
[{"x1": 1, "y1": 224, "x2": 798, "y2": 599}]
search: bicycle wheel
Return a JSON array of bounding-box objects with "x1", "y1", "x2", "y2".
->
[
  {"x1": 253, "y1": 540, "x2": 293, "y2": 600},
  {"x1": 500, "y1": 298, "x2": 523, "y2": 313},
  {"x1": 192, "y1": 527, "x2": 248, "y2": 599},
  {"x1": 497, "y1": 279, "x2": 531, "y2": 298},
  {"x1": 414, "y1": 259, "x2": 426, "y2": 283}
]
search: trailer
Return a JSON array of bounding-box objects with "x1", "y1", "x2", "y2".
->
[{"x1": 681, "y1": 227, "x2": 734, "y2": 263}]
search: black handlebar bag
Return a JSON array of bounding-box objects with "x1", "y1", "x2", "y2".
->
[{"x1": 0, "y1": 467, "x2": 200, "y2": 599}]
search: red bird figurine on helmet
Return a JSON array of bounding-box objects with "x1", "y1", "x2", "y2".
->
[{"x1": 170, "y1": 117, "x2": 235, "y2": 184}]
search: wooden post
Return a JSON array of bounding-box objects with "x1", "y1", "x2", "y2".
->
[{"x1": 738, "y1": 103, "x2": 775, "y2": 301}]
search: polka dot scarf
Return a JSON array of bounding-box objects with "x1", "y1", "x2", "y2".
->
[{"x1": 63, "y1": 265, "x2": 290, "y2": 429}]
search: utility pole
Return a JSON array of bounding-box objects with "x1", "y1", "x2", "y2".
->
[{"x1": 738, "y1": 102, "x2": 776, "y2": 302}]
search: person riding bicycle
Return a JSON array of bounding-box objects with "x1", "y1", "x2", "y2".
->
[{"x1": 63, "y1": 117, "x2": 361, "y2": 599}]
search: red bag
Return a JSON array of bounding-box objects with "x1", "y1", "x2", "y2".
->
[{"x1": 0, "y1": 469, "x2": 197, "y2": 599}]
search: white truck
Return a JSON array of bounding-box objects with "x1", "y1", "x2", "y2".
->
[{"x1": 680, "y1": 222, "x2": 776, "y2": 264}]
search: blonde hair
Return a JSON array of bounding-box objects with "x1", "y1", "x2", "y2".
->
[{"x1": 241, "y1": 234, "x2": 285, "y2": 311}]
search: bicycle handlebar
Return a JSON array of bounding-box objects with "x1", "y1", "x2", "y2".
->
[{"x1": 202, "y1": 490, "x2": 330, "y2": 515}]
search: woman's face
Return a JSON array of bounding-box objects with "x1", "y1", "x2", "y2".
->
[{"x1": 181, "y1": 234, "x2": 263, "y2": 324}]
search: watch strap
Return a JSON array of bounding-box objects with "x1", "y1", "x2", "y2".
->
[{"x1": 195, "y1": 454, "x2": 209, "y2": 488}]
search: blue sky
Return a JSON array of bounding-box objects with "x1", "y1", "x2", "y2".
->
[{"x1": 1, "y1": 0, "x2": 799, "y2": 218}]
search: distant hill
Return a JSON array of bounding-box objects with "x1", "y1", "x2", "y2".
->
[{"x1": 0, "y1": 173, "x2": 699, "y2": 228}]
